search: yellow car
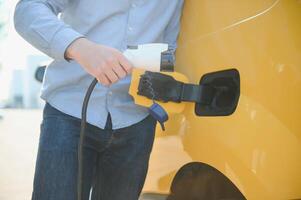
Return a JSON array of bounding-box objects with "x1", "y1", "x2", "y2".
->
[{"x1": 139, "y1": 0, "x2": 301, "y2": 199}]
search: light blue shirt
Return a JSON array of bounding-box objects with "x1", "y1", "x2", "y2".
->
[{"x1": 14, "y1": 0, "x2": 184, "y2": 129}]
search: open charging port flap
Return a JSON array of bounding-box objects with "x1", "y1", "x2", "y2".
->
[{"x1": 195, "y1": 69, "x2": 240, "y2": 116}]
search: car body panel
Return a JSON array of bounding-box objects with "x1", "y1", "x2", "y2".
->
[{"x1": 142, "y1": 0, "x2": 301, "y2": 199}]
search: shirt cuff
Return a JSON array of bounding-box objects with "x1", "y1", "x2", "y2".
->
[{"x1": 50, "y1": 26, "x2": 84, "y2": 61}]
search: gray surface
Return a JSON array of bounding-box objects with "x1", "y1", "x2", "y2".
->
[{"x1": 0, "y1": 109, "x2": 41, "y2": 200}]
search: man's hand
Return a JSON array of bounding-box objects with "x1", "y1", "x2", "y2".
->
[{"x1": 66, "y1": 38, "x2": 133, "y2": 86}]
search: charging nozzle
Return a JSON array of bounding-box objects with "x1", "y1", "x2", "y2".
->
[{"x1": 124, "y1": 43, "x2": 175, "y2": 72}]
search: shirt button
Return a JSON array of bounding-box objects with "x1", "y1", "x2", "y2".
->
[
  {"x1": 132, "y1": 3, "x2": 137, "y2": 8},
  {"x1": 108, "y1": 91, "x2": 113, "y2": 95},
  {"x1": 128, "y1": 27, "x2": 133, "y2": 32}
]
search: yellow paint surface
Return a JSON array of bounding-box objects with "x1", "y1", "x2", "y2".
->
[{"x1": 141, "y1": 0, "x2": 301, "y2": 199}]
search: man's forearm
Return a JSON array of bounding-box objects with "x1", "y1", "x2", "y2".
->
[{"x1": 14, "y1": 0, "x2": 83, "y2": 61}]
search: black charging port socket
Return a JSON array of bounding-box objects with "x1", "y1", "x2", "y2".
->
[{"x1": 195, "y1": 69, "x2": 240, "y2": 116}]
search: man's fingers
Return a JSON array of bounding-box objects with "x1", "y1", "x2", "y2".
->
[
  {"x1": 94, "y1": 49, "x2": 132, "y2": 85},
  {"x1": 97, "y1": 73, "x2": 110, "y2": 86},
  {"x1": 117, "y1": 54, "x2": 133, "y2": 74},
  {"x1": 108, "y1": 58, "x2": 127, "y2": 79},
  {"x1": 104, "y1": 68, "x2": 119, "y2": 83},
  {"x1": 112, "y1": 65, "x2": 127, "y2": 79}
]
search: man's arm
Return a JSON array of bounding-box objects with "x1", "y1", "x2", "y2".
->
[
  {"x1": 14, "y1": 0, "x2": 83, "y2": 61},
  {"x1": 14, "y1": 0, "x2": 132, "y2": 85},
  {"x1": 163, "y1": 0, "x2": 184, "y2": 51}
]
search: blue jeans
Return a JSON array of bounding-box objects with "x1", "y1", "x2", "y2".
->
[{"x1": 32, "y1": 103, "x2": 157, "y2": 200}]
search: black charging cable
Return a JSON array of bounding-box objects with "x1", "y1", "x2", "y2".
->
[{"x1": 77, "y1": 78, "x2": 98, "y2": 200}]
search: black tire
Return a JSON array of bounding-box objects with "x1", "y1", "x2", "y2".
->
[{"x1": 167, "y1": 162, "x2": 246, "y2": 200}]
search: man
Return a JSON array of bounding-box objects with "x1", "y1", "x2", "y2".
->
[{"x1": 14, "y1": 0, "x2": 184, "y2": 199}]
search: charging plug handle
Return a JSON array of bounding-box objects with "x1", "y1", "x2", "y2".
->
[{"x1": 138, "y1": 71, "x2": 215, "y2": 104}]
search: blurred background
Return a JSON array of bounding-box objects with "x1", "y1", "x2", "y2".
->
[{"x1": 0, "y1": 0, "x2": 51, "y2": 199}]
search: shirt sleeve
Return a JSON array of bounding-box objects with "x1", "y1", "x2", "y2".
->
[
  {"x1": 163, "y1": 0, "x2": 184, "y2": 51},
  {"x1": 14, "y1": 0, "x2": 84, "y2": 61}
]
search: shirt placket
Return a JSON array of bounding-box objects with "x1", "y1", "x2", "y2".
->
[
  {"x1": 107, "y1": 0, "x2": 146, "y2": 129},
  {"x1": 124, "y1": 0, "x2": 145, "y2": 47}
]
